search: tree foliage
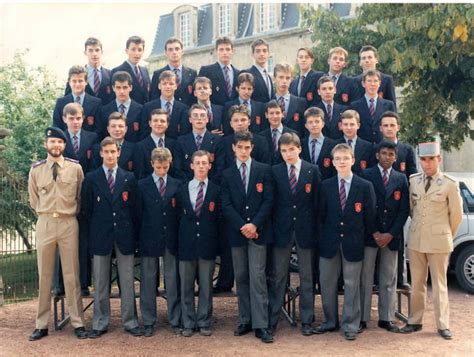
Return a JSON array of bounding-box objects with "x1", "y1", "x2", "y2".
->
[
  {"x1": 0, "y1": 51, "x2": 60, "y2": 177},
  {"x1": 302, "y1": 3, "x2": 473, "y2": 150}
]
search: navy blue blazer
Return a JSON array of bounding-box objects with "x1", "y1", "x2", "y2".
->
[
  {"x1": 140, "y1": 99, "x2": 190, "y2": 140},
  {"x1": 53, "y1": 93, "x2": 102, "y2": 133},
  {"x1": 242, "y1": 65, "x2": 274, "y2": 104},
  {"x1": 353, "y1": 72, "x2": 397, "y2": 107},
  {"x1": 301, "y1": 135, "x2": 337, "y2": 180},
  {"x1": 221, "y1": 160, "x2": 274, "y2": 247},
  {"x1": 393, "y1": 141, "x2": 417, "y2": 180},
  {"x1": 65, "y1": 67, "x2": 114, "y2": 105},
  {"x1": 150, "y1": 65, "x2": 197, "y2": 106},
  {"x1": 222, "y1": 99, "x2": 268, "y2": 135},
  {"x1": 313, "y1": 101, "x2": 347, "y2": 140},
  {"x1": 198, "y1": 62, "x2": 239, "y2": 105},
  {"x1": 336, "y1": 137, "x2": 376, "y2": 175},
  {"x1": 111, "y1": 61, "x2": 150, "y2": 104},
  {"x1": 319, "y1": 174, "x2": 376, "y2": 262},
  {"x1": 91, "y1": 140, "x2": 135, "y2": 173},
  {"x1": 133, "y1": 135, "x2": 184, "y2": 180},
  {"x1": 137, "y1": 175, "x2": 181, "y2": 257},
  {"x1": 99, "y1": 100, "x2": 143, "y2": 142},
  {"x1": 281, "y1": 94, "x2": 308, "y2": 137},
  {"x1": 176, "y1": 180, "x2": 220, "y2": 261},
  {"x1": 258, "y1": 126, "x2": 299, "y2": 165},
  {"x1": 206, "y1": 103, "x2": 224, "y2": 132},
  {"x1": 272, "y1": 160, "x2": 321, "y2": 249},
  {"x1": 349, "y1": 97, "x2": 396, "y2": 144},
  {"x1": 81, "y1": 167, "x2": 138, "y2": 256},
  {"x1": 333, "y1": 74, "x2": 357, "y2": 105},
  {"x1": 289, "y1": 69, "x2": 325, "y2": 106},
  {"x1": 360, "y1": 166, "x2": 409, "y2": 250},
  {"x1": 63, "y1": 129, "x2": 99, "y2": 173}
]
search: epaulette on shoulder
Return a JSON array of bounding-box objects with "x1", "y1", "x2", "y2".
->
[
  {"x1": 409, "y1": 172, "x2": 422, "y2": 179},
  {"x1": 64, "y1": 157, "x2": 80, "y2": 164},
  {"x1": 31, "y1": 159, "x2": 47, "y2": 168},
  {"x1": 443, "y1": 173, "x2": 457, "y2": 182}
]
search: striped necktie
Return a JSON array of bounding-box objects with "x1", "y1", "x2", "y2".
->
[
  {"x1": 369, "y1": 98, "x2": 375, "y2": 119},
  {"x1": 195, "y1": 134, "x2": 202, "y2": 150},
  {"x1": 311, "y1": 139, "x2": 317, "y2": 164},
  {"x1": 194, "y1": 181, "x2": 205, "y2": 216},
  {"x1": 72, "y1": 135, "x2": 79, "y2": 155},
  {"x1": 134, "y1": 65, "x2": 144, "y2": 88},
  {"x1": 289, "y1": 165, "x2": 297, "y2": 194},
  {"x1": 339, "y1": 178, "x2": 347, "y2": 211},
  {"x1": 107, "y1": 169, "x2": 115, "y2": 194},
  {"x1": 93, "y1": 68, "x2": 100, "y2": 95},
  {"x1": 159, "y1": 177, "x2": 166, "y2": 197},
  {"x1": 272, "y1": 128, "x2": 278, "y2": 152},
  {"x1": 382, "y1": 170, "x2": 389, "y2": 188},
  {"x1": 223, "y1": 66, "x2": 232, "y2": 98},
  {"x1": 240, "y1": 162, "x2": 247, "y2": 192}
]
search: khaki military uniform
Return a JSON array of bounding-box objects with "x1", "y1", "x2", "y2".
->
[
  {"x1": 407, "y1": 171, "x2": 463, "y2": 330},
  {"x1": 28, "y1": 156, "x2": 85, "y2": 329}
]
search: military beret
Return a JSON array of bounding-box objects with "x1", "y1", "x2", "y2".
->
[
  {"x1": 45, "y1": 127, "x2": 67, "y2": 142},
  {"x1": 417, "y1": 142, "x2": 440, "y2": 157}
]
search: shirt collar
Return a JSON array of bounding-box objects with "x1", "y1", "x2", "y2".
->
[
  {"x1": 218, "y1": 62, "x2": 231, "y2": 70},
  {"x1": 365, "y1": 94, "x2": 378, "y2": 103},
  {"x1": 168, "y1": 64, "x2": 182, "y2": 72},
  {"x1": 309, "y1": 133, "x2": 324, "y2": 142},
  {"x1": 68, "y1": 129, "x2": 81, "y2": 138},
  {"x1": 377, "y1": 164, "x2": 392, "y2": 176},
  {"x1": 193, "y1": 130, "x2": 207, "y2": 139},
  {"x1": 160, "y1": 97, "x2": 174, "y2": 105},
  {"x1": 47, "y1": 156, "x2": 65, "y2": 168},
  {"x1": 102, "y1": 164, "x2": 118, "y2": 176},
  {"x1": 344, "y1": 135, "x2": 357, "y2": 143},
  {"x1": 338, "y1": 173, "x2": 353, "y2": 184},
  {"x1": 150, "y1": 133, "x2": 165, "y2": 145},
  {"x1": 276, "y1": 93, "x2": 290, "y2": 101},
  {"x1": 116, "y1": 98, "x2": 131, "y2": 107},
  {"x1": 152, "y1": 172, "x2": 167, "y2": 184},
  {"x1": 191, "y1": 177, "x2": 209, "y2": 188},
  {"x1": 271, "y1": 124, "x2": 284, "y2": 133},
  {"x1": 236, "y1": 157, "x2": 252, "y2": 169},
  {"x1": 239, "y1": 98, "x2": 251, "y2": 105},
  {"x1": 126, "y1": 59, "x2": 139, "y2": 69},
  {"x1": 255, "y1": 64, "x2": 268, "y2": 73},
  {"x1": 286, "y1": 159, "x2": 302, "y2": 173}
]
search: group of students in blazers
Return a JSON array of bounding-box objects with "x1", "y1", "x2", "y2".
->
[{"x1": 50, "y1": 34, "x2": 419, "y2": 342}]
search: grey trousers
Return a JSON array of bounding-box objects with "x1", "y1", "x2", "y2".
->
[
  {"x1": 92, "y1": 243, "x2": 139, "y2": 331},
  {"x1": 319, "y1": 247, "x2": 362, "y2": 334},
  {"x1": 361, "y1": 246, "x2": 398, "y2": 322},
  {"x1": 179, "y1": 259, "x2": 215, "y2": 329},
  {"x1": 140, "y1": 249, "x2": 181, "y2": 327},
  {"x1": 269, "y1": 238, "x2": 314, "y2": 326},
  {"x1": 232, "y1": 241, "x2": 268, "y2": 329}
]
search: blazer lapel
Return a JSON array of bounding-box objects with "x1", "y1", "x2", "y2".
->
[
  {"x1": 232, "y1": 165, "x2": 246, "y2": 196},
  {"x1": 284, "y1": 97, "x2": 297, "y2": 123},
  {"x1": 385, "y1": 170, "x2": 397, "y2": 199},
  {"x1": 112, "y1": 169, "x2": 125, "y2": 201},
  {"x1": 97, "y1": 169, "x2": 113, "y2": 203}
]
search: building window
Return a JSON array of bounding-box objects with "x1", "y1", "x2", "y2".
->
[
  {"x1": 267, "y1": 56, "x2": 274, "y2": 74},
  {"x1": 180, "y1": 12, "x2": 191, "y2": 47},
  {"x1": 219, "y1": 4, "x2": 231, "y2": 36},
  {"x1": 260, "y1": 3, "x2": 276, "y2": 32}
]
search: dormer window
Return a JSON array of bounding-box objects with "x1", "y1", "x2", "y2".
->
[
  {"x1": 180, "y1": 12, "x2": 191, "y2": 47},
  {"x1": 259, "y1": 3, "x2": 276, "y2": 32},
  {"x1": 219, "y1": 4, "x2": 232, "y2": 36}
]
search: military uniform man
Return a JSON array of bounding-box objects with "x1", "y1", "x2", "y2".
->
[
  {"x1": 27, "y1": 127, "x2": 88, "y2": 341},
  {"x1": 400, "y1": 142, "x2": 463, "y2": 339}
]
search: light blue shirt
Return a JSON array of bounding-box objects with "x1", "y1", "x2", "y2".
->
[
  {"x1": 365, "y1": 94, "x2": 378, "y2": 109},
  {"x1": 219, "y1": 62, "x2": 234, "y2": 89},
  {"x1": 115, "y1": 98, "x2": 131, "y2": 116},
  {"x1": 308, "y1": 134, "x2": 324, "y2": 163},
  {"x1": 338, "y1": 173, "x2": 353, "y2": 196},
  {"x1": 68, "y1": 129, "x2": 81, "y2": 144},
  {"x1": 239, "y1": 98, "x2": 252, "y2": 115},
  {"x1": 71, "y1": 92, "x2": 86, "y2": 106},
  {"x1": 276, "y1": 93, "x2": 291, "y2": 115},
  {"x1": 344, "y1": 135, "x2": 358, "y2": 151},
  {"x1": 150, "y1": 133, "x2": 165, "y2": 147},
  {"x1": 286, "y1": 159, "x2": 302, "y2": 181},
  {"x1": 152, "y1": 173, "x2": 168, "y2": 190},
  {"x1": 86, "y1": 64, "x2": 102, "y2": 88},
  {"x1": 236, "y1": 157, "x2": 252, "y2": 193},
  {"x1": 168, "y1": 64, "x2": 183, "y2": 85},
  {"x1": 189, "y1": 178, "x2": 209, "y2": 210},
  {"x1": 160, "y1": 97, "x2": 174, "y2": 113},
  {"x1": 102, "y1": 165, "x2": 118, "y2": 181}
]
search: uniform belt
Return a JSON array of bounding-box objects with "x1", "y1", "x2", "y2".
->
[{"x1": 40, "y1": 213, "x2": 75, "y2": 218}]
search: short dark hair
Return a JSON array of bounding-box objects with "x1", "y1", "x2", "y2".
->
[
  {"x1": 188, "y1": 103, "x2": 208, "y2": 117},
  {"x1": 126, "y1": 36, "x2": 145, "y2": 49},
  {"x1": 63, "y1": 102, "x2": 83, "y2": 117},
  {"x1": 191, "y1": 150, "x2": 212, "y2": 163},
  {"x1": 251, "y1": 38, "x2": 269, "y2": 53},
  {"x1": 228, "y1": 105, "x2": 250, "y2": 120},
  {"x1": 237, "y1": 72, "x2": 255, "y2": 87},
  {"x1": 68, "y1": 65, "x2": 87, "y2": 81},
  {"x1": 84, "y1": 37, "x2": 102, "y2": 50},
  {"x1": 215, "y1": 36, "x2": 233, "y2": 49},
  {"x1": 359, "y1": 45, "x2": 378, "y2": 57},
  {"x1": 164, "y1": 37, "x2": 183, "y2": 51},
  {"x1": 233, "y1": 130, "x2": 253, "y2": 145},
  {"x1": 362, "y1": 69, "x2": 381, "y2": 81},
  {"x1": 376, "y1": 139, "x2": 398, "y2": 154},
  {"x1": 317, "y1": 75, "x2": 335, "y2": 89},
  {"x1": 279, "y1": 132, "x2": 301, "y2": 148},
  {"x1": 265, "y1": 99, "x2": 282, "y2": 113},
  {"x1": 150, "y1": 108, "x2": 170, "y2": 123},
  {"x1": 107, "y1": 112, "x2": 127, "y2": 126},
  {"x1": 297, "y1": 47, "x2": 314, "y2": 59},
  {"x1": 380, "y1": 111, "x2": 400, "y2": 125},
  {"x1": 112, "y1": 71, "x2": 132, "y2": 86},
  {"x1": 304, "y1": 107, "x2": 325, "y2": 122},
  {"x1": 159, "y1": 70, "x2": 177, "y2": 82},
  {"x1": 193, "y1": 76, "x2": 212, "y2": 90},
  {"x1": 100, "y1": 136, "x2": 120, "y2": 150}
]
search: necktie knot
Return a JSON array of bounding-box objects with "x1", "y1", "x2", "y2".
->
[
  {"x1": 243, "y1": 100, "x2": 248, "y2": 106},
  {"x1": 52, "y1": 162, "x2": 59, "y2": 181},
  {"x1": 158, "y1": 138, "x2": 164, "y2": 148},
  {"x1": 107, "y1": 168, "x2": 115, "y2": 193},
  {"x1": 75, "y1": 96, "x2": 81, "y2": 104},
  {"x1": 347, "y1": 139, "x2": 353, "y2": 146},
  {"x1": 119, "y1": 104, "x2": 126, "y2": 114}
]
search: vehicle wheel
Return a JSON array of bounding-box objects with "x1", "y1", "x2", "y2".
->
[{"x1": 455, "y1": 244, "x2": 474, "y2": 294}]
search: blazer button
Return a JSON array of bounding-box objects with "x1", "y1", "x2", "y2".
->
[
  {"x1": 247, "y1": 218, "x2": 251, "y2": 222},
  {"x1": 293, "y1": 205, "x2": 297, "y2": 209},
  {"x1": 340, "y1": 222, "x2": 344, "y2": 226},
  {"x1": 293, "y1": 217, "x2": 296, "y2": 221},
  {"x1": 340, "y1": 234, "x2": 344, "y2": 238},
  {"x1": 113, "y1": 212, "x2": 116, "y2": 216},
  {"x1": 245, "y1": 206, "x2": 249, "y2": 210},
  {"x1": 196, "y1": 222, "x2": 200, "y2": 225},
  {"x1": 163, "y1": 212, "x2": 166, "y2": 216},
  {"x1": 197, "y1": 233, "x2": 200, "y2": 237},
  {"x1": 163, "y1": 226, "x2": 167, "y2": 230},
  {"x1": 384, "y1": 209, "x2": 387, "y2": 213},
  {"x1": 113, "y1": 222, "x2": 117, "y2": 226}
]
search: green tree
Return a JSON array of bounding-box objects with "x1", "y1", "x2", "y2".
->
[
  {"x1": 0, "y1": 51, "x2": 60, "y2": 177},
  {"x1": 302, "y1": 3, "x2": 473, "y2": 150}
]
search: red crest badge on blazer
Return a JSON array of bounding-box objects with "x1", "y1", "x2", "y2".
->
[
  {"x1": 342, "y1": 93, "x2": 349, "y2": 103},
  {"x1": 188, "y1": 85, "x2": 193, "y2": 94},
  {"x1": 306, "y1": 92, "x2": 313, "y2": 102},
  {"x1": 305, "y1": 183, "x2": 312, "y2": 193},
  {"x1": 355, "y1": 202, "x2": 362, "y2": 213},
  {"x1": 127, "y1": 161, "x2": 133, "y2": 171},
  {"x1": 378, "y1": 91, "x2": 384, "y2": 99},
  {"x1": 171, "y1": 197, "x2": 176, "y2": 208},
  {"x1": 255, "y1": 115, "x2": 261, "y2": 125},
  {"x1": 86, "y1": 150, "x2": 92, "y2": 160},
  {"x1": 106, "y1": 86, "x2": 111, "y2": 94},
  {"x1": 256, "y1": 183, "x2": 263, "y2": 192},
  {"x1": 360, "y1": 160, "x2": 367, "y2": 170},
  {"x1": 133, "y1": 122, "x2": 140, "y2": 132},
  {"x1": 394, "y1": 191, "x2": 401, "y2": 201},
  {"x1": 87, "y1": 116, "x2": 94, "y2": 126},
  {"x1": 122, "y1": 191, "x2": 129, "y2": 202},
  {"x1": 323, "y1": 158, "x2": 331, "y2": 168},
  {"x1": 293, "y1": 113, "x2": 300, "y2": 122},
  {"x1": 210, "y1": 153, "x2": 215, "y2": 162},
  {"x1": 209, "y1": 201, "x2": 215, "y2": 212},
  {"x1": 400, "y1": 162, "x2": 406, "y2": 172}
]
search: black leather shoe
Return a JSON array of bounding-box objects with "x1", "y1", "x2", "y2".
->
[
  {"x1": 81, "y1": 288, "x2": 90, "y2": 297},
  {"x1": 267, "y1": 323, "x2": 278, "y2": 335},
  {"x1": 53, "y1": 289, "x2": 65, "y2": 297},
  {"x1": 143, "y1": 325, "x2": 154, "y2": 337},
  {"x1": 378, "y1": 320, "x2": 400, "y2": 333},
  {"x1": 89, "y1": 329, "x2": 107, "y2": 339},
  {"x1": 212, "y1": 286, "x2": 232, "y2": 294},
  {"x1": 301, "y1": 323, "x2": 314, "y2": 336},
  {"x1": 74, "y1": 327, "x2": 88, "y2": 339},
  {"x1": 125, "y1": 327, "x2": 143, "y2": 337},
  {"x1": 234, "y1": 324, "x2": 252, "y2": 336},
  {"x1": 29, "y1": 329, "x2": 48, "y2": 341},
  {"x1": 358, "y1": 321, "x2": 367, "y2": 333},
  {"x1": 344, "y1": 331, "x2": 357, "y2": 341},
  {"x1": 400, "y1": 324, "x2": 422, "y2": 334},
  {"x1": 438, "y1": 329, "x2": 452, "y2": 340},
  {"x1": 255, "y1": 328, "x2": 274, "y2": 343},
  {"x1": 313, "y1": 324, "x2": 340, "y2": 334},
  {"x1": 397, "y1": 282, "x2": 411, "y2": 290}
]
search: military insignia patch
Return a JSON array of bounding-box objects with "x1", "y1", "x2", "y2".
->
[
  {"x1": 360, "y1": 160, "x2": 367, "y2": 170},
  {"x1": 293, "y1": 113, "x2": 300, "y2": 122},
  {"x1": 400, "y1": 162, "x2": 406, "y2": 172},
  {"x1": 133, "y1": 122, "x2": 140, "y2": 132}
]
